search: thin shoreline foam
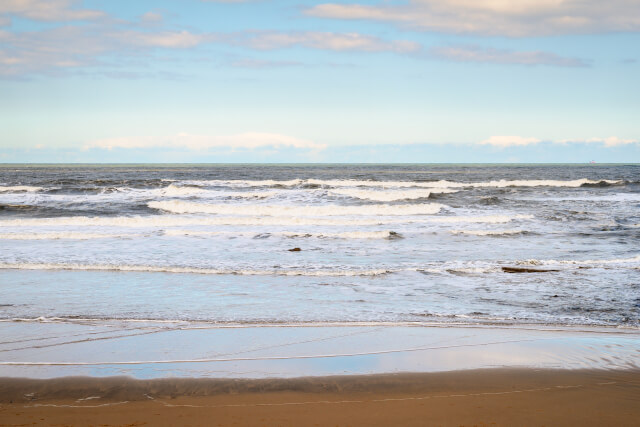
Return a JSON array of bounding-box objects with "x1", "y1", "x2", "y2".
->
[{"x1": 2, "y1": 318, "x2": 639, "y2": 331}]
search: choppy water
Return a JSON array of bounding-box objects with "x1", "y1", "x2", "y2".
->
[{"x1": 0, "y1": 164, "x2": 639, "y2": 327}]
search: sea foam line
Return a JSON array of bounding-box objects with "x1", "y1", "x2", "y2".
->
[
  {"x1": 147, "y1": 201, "x2": 445, "y2": 216},
  {"x1": 0, "y1": 214, "x2": 532, "y2": 227},
  {"x1": 450, "y1": 229, "x2": 525, "y2": 236},
  {"x1": 329, "y1": 188, "x2": 456, "y2": 202},
  {"x1": 0, "y1": 185, "x2": 43, "y2": 193},
  {"x1": 0, "y1": 262, "x2": 394, "y2": 277},
  {"x1": 0, "y1": 232, "x2": 141, "y2": 240},
  {"x1": 518, "y1": 255, "x2": 640, "y2": 266},
  {"x1": 164, "y1": 230, "x2": 402, "y2": 239},
  {"x1": 183, "y1": 178, "x2": 621, "y2": 189}
]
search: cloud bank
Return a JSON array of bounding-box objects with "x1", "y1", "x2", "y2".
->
[
  {"x1": 85, "y1": 132, "x2": 326, "y2": 151},
  {"x1": 482, "y1": 135, "x2": 639, "y2": 148},
  {"x1": 430, "y1": 45, "x2": 587, "y2": 67},
  {"x1": 0, "y1": 26, "x2": 421, "y2": 77},
  {"x1": 307, "y1": 0, "x2": 640, "y2": 37},
  {"x1": 0, "y1": 0, "x2": 105, "y2": 22},
  {"x1": 480, "y1": 136, "x2": 542, "y2": 147}
]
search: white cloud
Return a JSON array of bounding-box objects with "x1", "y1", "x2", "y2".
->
[
  {"x1": 0, "y1": 26, "x2": 211, "y2": 77},
  {"x1": 430, "y1": 45, "x2": 587, "y2": 67},
  {"x1": 480, "y1": 136, "x2": 541, "y2": 147},
  {"x1": 230, "y1": 58, "x2": 302, "y2": 68},
  {"x1": 561, "y1": 137, "x2": 640, "y2": 147},
  {"x1": 140, "y1": 12, "x2": 163, "y2": 23},
  {"x1": 229, "y1": 31, "x2": 421, "y2": 53},
  {"x1": 116, "y1": 30, "x2": 207, "y2": 48},
  {"x1": 0, "y1": 0, "x2": 105, "y2": 22},
  {"x1": 0, "y1": 26, "x2": 110, "y2": 76},
  {"x1": 307, "y1": 0, "x2": 640, "y2": 37},
  {"x1": 481, "y1": 135, "x2": 640, "y2": 148},
  {"x1": 85, "y1": 132, "x2": 326, "y2": 151},
  {"x1": 0, "y1": 25, "x2": 421, "y2": 77}
]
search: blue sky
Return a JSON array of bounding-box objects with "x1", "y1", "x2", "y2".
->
[{"x1": 1, "y1": 0, "x2": 639, "y2": 163}]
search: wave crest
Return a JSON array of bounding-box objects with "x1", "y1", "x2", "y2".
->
[
  {"x1": 0, "y1": 262, "x2": 393, "y2": 277},
  {"x1": 0, "y1": 185, "x2": 43, "y2": 193},
  {"x1": 147, "y1": 200, "x2": 445, "y2": 216}
]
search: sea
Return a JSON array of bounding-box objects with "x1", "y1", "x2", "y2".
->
[{"x1": 0, "y1": 164, "x2": 638, "y2": 329}]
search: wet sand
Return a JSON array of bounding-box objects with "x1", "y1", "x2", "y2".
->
[
  {"x1": 1, "y1": 323, "x2": 639, "y2": 425},
  {"x1": 2, "y1": 369, "x2": 639, "y2": 426},
  {"x1": 2, "y1": 322, "x2": 639, "y2": 379}
]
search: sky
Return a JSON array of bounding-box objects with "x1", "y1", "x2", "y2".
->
[{"x1": 1, "y1": 0, "x2": 639, "y2": 163}]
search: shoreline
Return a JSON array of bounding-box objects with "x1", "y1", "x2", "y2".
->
[{"x1": 4, "y1": 318, "x2": 639, "y2": 330}]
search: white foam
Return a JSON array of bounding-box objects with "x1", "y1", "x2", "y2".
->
[
  {"x1": 222, "y1": 191, "x2": 279, "y2": 199},
  {"x1": 0, "y1": 232, "x2": 140, "y2": 240},
  {"x1": 519, "y1": 193, "x2": 640, "y2": 202},
  {"x1": 330, "y1": 188, "x2": 457, "y2": 201},
  {"x1": 164, "y1": 230, "x2": 401, "y2": 239},
  {"x1": 416, "y1": 179, "x2": 620, "y2": 189},
  {"x1": 450, "y1": 229, "x2": 524, "y2": 236},
  {"x1": 0, "y1": 214, "x2": 530, "y2": 228},
  {"x1": 148, "y1": 200, "x2": 445, "y2": 216},
  {"x1": 0, "y1": 262, "x2": 393, "y2": 277},
  {"x1": 430, "y1": 215, "x2": 533, "y2": 224},
  {"x1": 154, "y1": 185, "x2": 277, "y2": 199},
  {"x1": 281, "y1": 230, "x2": 401, "y2": 239},
  {"x1": 182, "y1": 178, "x2": 621, "y2": 189},
  {"x1": 0, "y1": 185, "x2": 43, "y2": 193},
  {"x1": 519, "y1": 255, "x2": 640, "y2": 266},
  {"x1": 156, "y1": 184, "x2": 204, "y2": 197},
  {"x1": 186, "y1": 179, "x2": 303, "y2": 187},
  {"x1": 163, "y1": 229, "x2": 230, "y2": 237}
]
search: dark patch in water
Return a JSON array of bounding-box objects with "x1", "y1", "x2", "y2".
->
[
  {"x1": 387, "y1": 231, "x2": 403, "y2": 240},
  {"x1": 477, "y1": 196, "x2": 501, "y2": 205},
  {"x1": 580, "y1": 180, "x2": 624, "y2": 188},
  {"x1": 0, "y1": 204, "x2": 38, "y2": 211},
  {"x1": 502, "y1": 267, "x2": 560, "y2": 273}
]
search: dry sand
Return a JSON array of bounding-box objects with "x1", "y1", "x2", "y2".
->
[{"x1": 2, "y1": 368, "x2": 639, "y2": 426}]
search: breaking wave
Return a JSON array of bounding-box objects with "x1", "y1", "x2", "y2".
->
[
  {"x1": 0, "y1": 185, "x2": 43, "y2": 193},
  {"x1": 147, "y1": 200, "x2": 445, "y2": 216},
  {"x1": 0, "y1": 214, "x2": 532, "y2": 228},
  {"x1": 182, "y1": 178, "x2": 622, "y2": 189},
  {"x1": 155, "y1": 184, "x2": 205, "y2": 197},
  {"x1": 330, "y1": 188, "x2": 456, "y2": 201},
  {"x1": 450, "y1": 229, "x2": 526, "y2": 236}
]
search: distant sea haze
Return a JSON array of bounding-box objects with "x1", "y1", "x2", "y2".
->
[{"x1": 0, "y1": 164, "x2": 638, "y2": 327}]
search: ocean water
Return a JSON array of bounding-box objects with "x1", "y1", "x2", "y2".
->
[{"x1": 0, "y1": 164, "x2": 638, "y2": 328}]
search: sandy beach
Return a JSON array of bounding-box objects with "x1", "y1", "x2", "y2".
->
[{"x1": 2, "y1": 368, "x2": 639, "y2": 426}]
